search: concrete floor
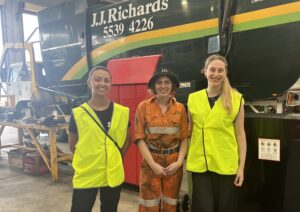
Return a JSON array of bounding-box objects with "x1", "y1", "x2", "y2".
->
[{"x1": 0, "y1": 127, "x2": 189, "y2": 212}]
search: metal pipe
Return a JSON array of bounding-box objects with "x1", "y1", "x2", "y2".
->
[{"x1": 38, "y1": 86, "x2": 80, "y2": 100}]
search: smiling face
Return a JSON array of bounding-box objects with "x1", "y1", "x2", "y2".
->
[
  {"x1": 88, "y1": 69, "x2": 112, "y2": 97},
  {"x1": 204, "y1": 59, "x2": 227, "y2": 88},
  {"x1": 154, "y1": 76, "x2": 173, "y2": 98}
]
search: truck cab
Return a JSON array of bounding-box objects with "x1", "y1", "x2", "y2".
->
[
  {"x1": 0, "y1": 43, "x2": 52, "y2": 118},
  {"x1": 2, "y1": 62, "x2": 46, "y2": 106}
]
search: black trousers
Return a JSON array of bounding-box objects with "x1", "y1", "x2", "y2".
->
[
  {"x1": 71, "y1": 185, "x2": 122, "y2": 212},
  {"x1": 191, "y1": 171, "x2": 238, "y2": 212}
]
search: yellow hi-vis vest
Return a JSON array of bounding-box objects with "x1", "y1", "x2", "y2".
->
[
  {"x1": 187, "y1": 89, "x2": 243, "y2": 175},
  {"x1": 72, "y1": 102, "x2": 129, "y2": 188}
]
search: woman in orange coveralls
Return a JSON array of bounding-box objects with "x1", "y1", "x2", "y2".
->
[{"x1": 134, "y1": 67, "x2": 189, "y2": 212}]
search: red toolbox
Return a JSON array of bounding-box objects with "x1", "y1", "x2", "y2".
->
[{"x1": 24, "y1": 151, "x2": 49, "y2": 175}]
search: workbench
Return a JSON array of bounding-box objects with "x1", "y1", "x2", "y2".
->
[{"x1": 0, "y1": 121, "x2": 72, "y2": 182}]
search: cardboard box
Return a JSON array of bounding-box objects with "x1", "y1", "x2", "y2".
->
[
  {"x1": 24, "y1": 151, "x2": 49, "y2": 175},
  {"x1": 8, "y1": 149, "x2": 27, "y2": 169}
]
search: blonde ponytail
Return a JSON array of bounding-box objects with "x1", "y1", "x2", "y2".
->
[{"x1": 221, "y1": 77, "x2": 233, "y2": 114}]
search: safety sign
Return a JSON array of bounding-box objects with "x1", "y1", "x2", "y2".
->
[{"x1": 258, "y1": 138, "x2": 280, "y2": 161}]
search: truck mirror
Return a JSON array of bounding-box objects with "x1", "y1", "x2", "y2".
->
[
  {"x1": 207, "y1": 35, "x2": 220, "y2": 54},
  {"x1": 0, "y1": 68, "x2": 7, "y2": 82},
  {"x1": 19, "y1": 64, "x2": 29, "y2": 80}
]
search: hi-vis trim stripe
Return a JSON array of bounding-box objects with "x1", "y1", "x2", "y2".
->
[
  {"x1": 139, "y1": 197, "x2": 160, "y2": 207},
  {"x1": 62, "y1": 1, "x2": 300, "y2": 81},
  {"x1": 162, "y1": 195, "x2": 178, "y2": 206},
  {"x1": 146, "y1": 127, "x2": 179, "y2": 134}
]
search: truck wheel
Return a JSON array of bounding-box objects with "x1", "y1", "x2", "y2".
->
[
  {"x1": 14, "y1": 101, "x2": 32, "y2": 120},
  {"x1": 181, "y1": 193, "x2": 191, "y2": 211}
]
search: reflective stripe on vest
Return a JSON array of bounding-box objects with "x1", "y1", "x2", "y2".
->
[
  {"x1": 72, "y1": 102, "x2": 129, "y2": 188},
  {"x1": 186, "y1": 89, "x2": 242, "y2": 175},
  {"x1": 146, "y1": 126, "x2": 179, "y2": 134}
]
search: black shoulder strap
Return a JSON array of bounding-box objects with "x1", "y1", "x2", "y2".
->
[{"x1": 79, "y1": 105, "x2": 122, "y2": 156}]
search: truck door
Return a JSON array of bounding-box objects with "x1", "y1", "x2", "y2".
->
[{"x1": 6, "y1": 64, "x2": 31, "y2": 103}]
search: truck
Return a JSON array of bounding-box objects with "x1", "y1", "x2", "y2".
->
[
  {"x1": 0, "y1": 43, "x2": 48, "y2": 114},
  {"x1": 1, "y1": 0, "x2": 300, "y2": 211},
  {"x1": 0, "y1": 42, "x2": 68, "y2": 138}
]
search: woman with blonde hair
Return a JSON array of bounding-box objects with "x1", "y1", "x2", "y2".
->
[{"x1": 186, "y1": 54, "x2": 247, "y2": 212}]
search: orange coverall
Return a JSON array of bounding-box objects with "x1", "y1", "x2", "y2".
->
[{"x1": 134, "y1": 97, "x2": 189, "y2": 212}]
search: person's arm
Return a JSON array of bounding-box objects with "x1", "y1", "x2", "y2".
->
[
  {"x1": 137, "y1": 140, "x2": 167, "y2": 176},
  {"x1": 68, "y1": 132, "x2": 78, "y2": 154},
  {"x1": 68, "y1": 113, "x2": 78, "y2": 154},
  {"x1": 166, "y1": 105, "x2": 189, "y2": 175},
  {"x1": 121, "y1": 127, "x2": 131, "y2": 156},
  {"x1": 165, "y1": 139, "x2": 188, "y2": 176},
  {"x1": 177, "y1": 138, "x2": 188, "y2": 164},
  {"x1": 134, "y1": 102, "x2": 167, "y2": 176},
  {"x1": 234, "y1": 104, "x2": 247, "y2": 187}
]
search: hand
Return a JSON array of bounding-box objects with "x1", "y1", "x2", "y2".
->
[
  {"x1": 150, "y1": 162, "x2": 167, "y2": 176},
  {"x1": 165, "y1": 161, "x2": 182, "y2": 175},
  {"x1": 234, "y1": 167, "x2": 244, "y2": 187}
]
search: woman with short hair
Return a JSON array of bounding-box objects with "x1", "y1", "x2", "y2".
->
[
  {"x1": 68, "y1": 66, "x2": 131, "y2": 212},
  {"x1": 134, "y1": 67, "x2": 189, "y2": 212}
]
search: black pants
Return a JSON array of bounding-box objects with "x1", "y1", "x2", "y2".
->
[
  {"x1": 191, "y1": 171, "x2": 238, "y2": 212},
  {"x1": 71, "y1": 185, "x2": 122, "y2": 212}
]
